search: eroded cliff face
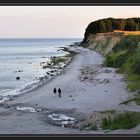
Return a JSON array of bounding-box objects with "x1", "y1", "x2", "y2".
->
[{"x1": 81, "y1": 32, "x2": 124, "y2": 56}]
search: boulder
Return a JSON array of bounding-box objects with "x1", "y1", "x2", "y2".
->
[{"x1": 16, "y1": 76, "x2": 20, "y2": 80}]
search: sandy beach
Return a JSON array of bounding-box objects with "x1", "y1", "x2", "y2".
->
[{"x1": 0, "y1": 46, "x2": 140, "y2": 134}]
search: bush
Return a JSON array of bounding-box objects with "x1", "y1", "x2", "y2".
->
[
  {"x1": 132, "y1": 59, "x2": 140, "y2": 74},
  {"x1": 131, "y1": 47, "x2": 140, "y2": 74},
  {"x1": 104, "y1": 50, "x2": 127, "y2": 68},
  {"x1": 113, "y1": 53, "x2": 127, "y2": 68},
  {"x1": 104, "y1": 55, "x2": 114, "y2": 67}
]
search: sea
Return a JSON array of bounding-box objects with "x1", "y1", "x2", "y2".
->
[{"x1": 0, "y1": 38, "x2": 82, "y2": 102}]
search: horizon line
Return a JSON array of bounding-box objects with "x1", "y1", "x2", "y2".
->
[{"x1": 0, "y1": 37, "x2": 83, "y2": 39}]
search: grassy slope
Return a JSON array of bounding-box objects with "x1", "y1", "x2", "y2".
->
[{"x1": 104, "y1": 33, "x2": 140, "y2": 104}]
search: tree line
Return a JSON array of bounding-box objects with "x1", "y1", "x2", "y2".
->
[
  {"x1": 86, "y1": 17, "x2": 140, "y2": 34},
  {"x1": 82, "y1": 17, "x2": 140, "y2": 44}
]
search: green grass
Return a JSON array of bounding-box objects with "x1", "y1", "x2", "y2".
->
[
  {"x1": 126, "y1": 73, "x2": 140, "y2": 92},
  {"x1": 127, "y1": 81, "x2": 140, "y2": 92},
  {"x1": 101, "y1": 112, "x2": 140, "y2": 130}
]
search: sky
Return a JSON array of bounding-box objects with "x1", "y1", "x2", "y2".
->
[{"x1": 0, "y1": 6, "x2": 140, "y2": 38}]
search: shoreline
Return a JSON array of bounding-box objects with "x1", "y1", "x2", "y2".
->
[
  {"x1": 0, "y1": 46, "x2": 78, "y2": 104},
  {"x1": 0, "y1": 45, "x2": 140, "y2": 134}
]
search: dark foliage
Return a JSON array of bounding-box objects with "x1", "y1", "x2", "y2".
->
[
  {"x1": 86, "y1": 17, "x2": 140, "y2": 34},
  {"x1": 82, "y1": 17, "x2": 140, "y2": 43}
]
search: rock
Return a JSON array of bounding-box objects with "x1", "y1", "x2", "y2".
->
[
  {"x1": 50, "y1": 70, "x2": 53, "y2": 73},
  {"x1": 105, "y1": 90, "x2": 108, "y2": 92},
  {"x1": 120, "y1": 78, "x2": 124, "y2": 82},
  {"x1": 105, "y1": 79, "x2": 110, "y2": 83},
  {"x1": 0, "y1": 96, "x2": 3, "y2": 99},
  {"x1": 36, "y1": 108, "x2": 42, "y2": 112},
  {"x1": 4, "y1": 104, "x2": 10, "y2": 108},
  {"x1": 16, "y1": 76, "x2": 20, "y2": 80},
  {"x1": 47, "y1": 63, "x2": 51, "y2": 66},
  {"x1": 101, "y1": 64, "x2": 104, "y2": 67},
  {"x1": 40, "y1": 62, "x2": 45, "y2": 64},
  {"x1": 50, "y1": 74, "x2": 54, "y2": 77},
  {"x1": 83, "y1": 76, "x2": 88, "y2": 80},
  {"x1": 9, "y1": 97, "x2": 13, "y2": 101},
  {"x1": 90, "y1": 77, "x2": 93, "y2": 81},
  {"x1": 47, "y1": 113, "x2": 76, "y2": 128},
  {"x1": 69, "y1": 95, "x2": 72, "y2": 97},
  {"x1": 104, "y1": 69, "x2": 111, "y2": 73},
  {"x1": 78, "y1": 122, "x2": 89, "y2": 130},
  {"x1": 42, "y1": 65, "x2": 47, "y2": 69},
  {"x1": 80, "y1": 79, "x2": 84, "y2": 82},
  {"x1": 46, "y1": 72, "x2": 50, "y2": 75},
  {"x1": 102, "y1": 79, "x2": 110, "y2": 83},
  {"x1": 81, "y1": 71, "x2": 84, "y2": 74},
  {"x1": 63, "y1": 65, "x2": 67, "y2": 68},
  {"x1": 42, "y1": 56, "x2": 46, "y2": 58}
]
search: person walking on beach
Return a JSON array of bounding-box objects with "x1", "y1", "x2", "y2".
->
[
  {"x1": 58, "y1": 88, "x2": 61, "y2": 98},
  {"x1": 53, "y1": 87, "x2": 57, "y2": 94}
]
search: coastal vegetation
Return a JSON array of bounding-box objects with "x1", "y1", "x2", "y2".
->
[
  {"x1": 83, "y1": 110, "x2": 140, "y2": 131},
  {"x1": 101, "y1": 111, "x2": 140, "y2": 130},
  {"x1": 104, "y1": 35, "x2": 140, "y2": 93}
]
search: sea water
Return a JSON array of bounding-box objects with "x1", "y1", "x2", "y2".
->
[{"x1": 0, "y1": 38, "x2": 82, "y2": 101}]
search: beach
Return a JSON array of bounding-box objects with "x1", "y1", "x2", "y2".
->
[{"x1": 0, "y1": 45, "x2": 140, "y2": 134}]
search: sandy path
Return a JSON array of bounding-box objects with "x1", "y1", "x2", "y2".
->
[{"x1": 0, "y1": 46, "x2": 139, "y2": 134}]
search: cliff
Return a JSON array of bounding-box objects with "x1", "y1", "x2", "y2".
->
[
  {"x1": 81, "y1": 17, "x2": 140, "y2": 56},
  {"x1": 81, "y1": 32, "x2": 124, "y2": 56},
  {"x1": 81, "y1": 21, "x2": 140, "y2": 94}
]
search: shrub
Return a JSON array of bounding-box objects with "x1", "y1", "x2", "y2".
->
[
  {"x1": 131, "y1": 47, "x2": 140, "y2": 74},
  {"x1": 132, "y1": 58, "x2": 140, "y2": 74},
  {"x1": 104, "y1": 50, "x2": 127, "y2": 68},
  {"x1": 104, "y1": 55, "x2": 114, "y2": 67},
  {"x1": 113, "y1": 53, "x2": 127, "y2": 68}
]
